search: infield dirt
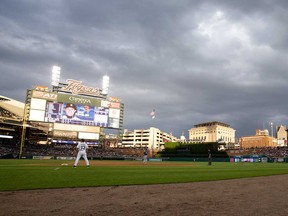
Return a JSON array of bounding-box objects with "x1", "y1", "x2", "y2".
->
[{"x1": 1, "y1": 174, "x2": 288, "y2": 216}]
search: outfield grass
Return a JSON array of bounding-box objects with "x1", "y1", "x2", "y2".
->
[{"x1": 0, "y1": 159, "x2": 288, "y2": 191}]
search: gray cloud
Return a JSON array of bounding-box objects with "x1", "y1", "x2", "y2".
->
[{"x1": 1, "y1": 0, "x2": 288, "y2": 138}]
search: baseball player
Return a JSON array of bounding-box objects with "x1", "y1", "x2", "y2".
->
[
  {"x1": 143, "y1": 148, "x2": 148, "y2": 164},
  {"x1": 74, "y1": 139, "x2": 90, "y2": 168}
]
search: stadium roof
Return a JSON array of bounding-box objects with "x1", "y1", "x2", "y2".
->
[
  {"x1": 0, "y1": 95, "x2": 24, "y2": 118},
  {"x1": 194, "y1": 121, "x2": 231, "y2": 128}
]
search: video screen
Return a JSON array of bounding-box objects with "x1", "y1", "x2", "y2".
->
[
  {"x1": 44, "y1": 102, "x2": 112, "y2": 127},
  {"x1": 45, "y1": 102, "x2": 63, "y2": 122}
]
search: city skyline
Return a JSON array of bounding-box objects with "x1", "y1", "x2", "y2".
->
[{"x1": 1, "y1": 1, "x2": 288, "y2": 138}]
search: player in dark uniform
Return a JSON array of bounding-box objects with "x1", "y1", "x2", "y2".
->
[
  {"x1": 208, "y1": 149, "x2": 212, "y2": 166},
  {"x1": 143, "y1": 148, "x2": 148, "y2": 164}
]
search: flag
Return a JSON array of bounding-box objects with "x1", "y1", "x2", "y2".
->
[{"x1": 150, "y1": 109, "x2": 155, "y2": 119}]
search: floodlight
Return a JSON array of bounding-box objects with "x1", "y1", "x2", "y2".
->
[
  {"x1": 102, "y1": 75, "x2": 110, "y2": 95},
  {"x1": 51, "y1": 65, "x2": 61, "y2": 86}
]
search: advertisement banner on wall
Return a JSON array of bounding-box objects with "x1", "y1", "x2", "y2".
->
[
  {"x1": 104, "y1": 138, "x2": 118, "y2": 148},
  {"x1": 32, "y1": 90, "x2": 58, "y2": 101},
  {"x1": 57, "y1": 93, "x2": 102, "y2": 107},
  {"x1": 109, "y1": 102, "x2": 121, "y2": 109},
  {"x1": 53, "y1": 123, "x2": 100, "y2": 133}
]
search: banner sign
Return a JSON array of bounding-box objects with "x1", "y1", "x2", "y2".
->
[
  {"x1": 60, "y1": 79, "x2": 101, "y2": 96},
  {"x1": 57, "y1": 93, "x2": 101, "y2": 107},
  {"x1": 32, "y1": 90, "x2": 58, "y2": 101},
  {"x1": 53, "y1": 123, "x2": 100, "y2": 133}
]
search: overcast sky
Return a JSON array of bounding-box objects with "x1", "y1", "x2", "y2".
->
[{"x1": 1, "y1": 0, "x2": 288, "y2": 139}]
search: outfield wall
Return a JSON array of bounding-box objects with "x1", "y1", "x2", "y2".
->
[
  {"x1": 1, "y1": 153, "x2": 287, "y2": 163},
  {"x1": 162, "y1": 157, "x2": 230, "y2": 162},
  {"x1": 230, "y1": 156, "x2": 288, "y2": 163}
]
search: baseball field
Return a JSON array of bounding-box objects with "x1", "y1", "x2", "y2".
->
[
  {"x1": 1, "y1": 159, "x2": 288, "y2": 215},
  {"x1": 0, "y1": 159, "x2": 288, "y2": 191}
]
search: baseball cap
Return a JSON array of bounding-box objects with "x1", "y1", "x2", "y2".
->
[{"x1": 65, "y1": 103, "x2": 77, "y2": 110}]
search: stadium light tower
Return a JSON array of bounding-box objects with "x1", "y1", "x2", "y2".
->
[
  {"x1": 269, "y1": 122, "x2": 274, "y2": 137},
  {"x1": 102, "y1": 75, "x2": 110, "y2": 95},
  {"x1": 51, "y1": 65, "x2": 61, "y2": 87}
]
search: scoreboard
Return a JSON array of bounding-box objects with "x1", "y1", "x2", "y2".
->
[{"x1": 28, "y1": 90, "x2": 122, "y2": 129}]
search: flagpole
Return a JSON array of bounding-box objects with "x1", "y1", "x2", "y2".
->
[
  {"x1": 150, "y1": 109, "x2": 156, "y2": 158},
  {"x1": 152, "y1": 127, "x2": 154, "y2": 158}
]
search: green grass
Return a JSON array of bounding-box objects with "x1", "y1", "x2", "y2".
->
[{"x1": 0, "y1": 159, "x2": 288, "y2": 191}]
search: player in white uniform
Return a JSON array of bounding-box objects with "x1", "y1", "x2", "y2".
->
[{"x1": 74, "y1": 139, "x2": 90, "y2": 168}]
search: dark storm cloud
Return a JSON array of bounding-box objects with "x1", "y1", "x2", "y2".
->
[{"x1": 1, "y1": 0, "x2": 288, "y2": 138}]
